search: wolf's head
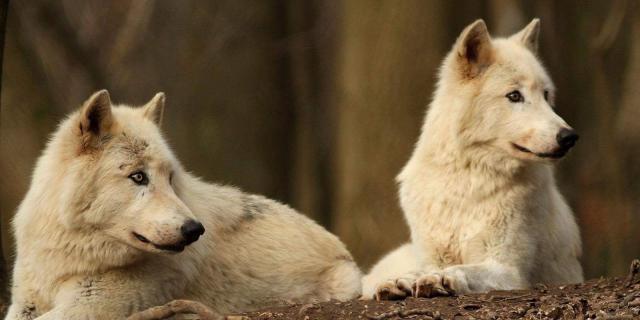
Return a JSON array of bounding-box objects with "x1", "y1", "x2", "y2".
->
[
  {"x1": 427, "y1": 19, "x2": 577, "y2": 165},
  {"x1": 50, "y1": 90, "x2": 204, "y2": 255}
]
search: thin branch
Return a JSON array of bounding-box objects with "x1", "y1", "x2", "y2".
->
[
  {"x1": 626, "y1": 259, "x2": 640, "y2": 287},
  {"x1": 367, "y1": 308, "x2": 441, "y2": 320},
  {"x1": 127, "y1": 300, "x2": 221, "y2": 320}
]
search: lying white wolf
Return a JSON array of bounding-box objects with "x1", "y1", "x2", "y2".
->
[
  {"x1": 362, "y1": 18, "x2": 583, "y2": 300},
  {"x1": 5, "y1": 90, "x2": 362, "y2": 319}
]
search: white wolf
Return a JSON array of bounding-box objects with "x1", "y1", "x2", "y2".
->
[
  {"x1": 362, "y1": 18, "x2": 583, "y2": 300},
  {"x1": 5, "y1": 90, "x2": 362, "y2": 319}
]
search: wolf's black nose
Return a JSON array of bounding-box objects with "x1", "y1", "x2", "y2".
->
[
  {"x1": 556, "y1": 128, "x2": 579, "y2": 150},
  {"x1": 181, "y1": 220, "x2": 205, "y2": 245}
]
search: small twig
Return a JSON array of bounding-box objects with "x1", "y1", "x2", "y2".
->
[
  {"x1": 366, "y1": 309, "x2": 404, "y2": 320},
  {"x1": 367, "y1": 308, "x2": 440, "y2": 320},
  {"x1": 625, "y1": 259, "x2": 640, "y2": 287},
  {"x1": 127, "y1": 299, "x2": 221, "y2": 320},
  {"x1": 622, "y1": 293, "x2": 638, "y2": 306},
  {"x1": 595, "y1": 315, "x2": 633, "y2": 320},
  {"x1": 489, "y1": 293, "x2": 531, "y2": 302}
]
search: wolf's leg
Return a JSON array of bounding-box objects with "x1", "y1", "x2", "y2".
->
[
  {"x1": 31, "y1": 271, "x2": 178, "y2": 320},
  {"x1": 30, "y1": 293, "x2": 156, "y2": 320},
  {"x1": 3, "y1": 286, "x2": 40, "y2": 320},
  {"x1": 29, "y1": 295, "x2": 139, "y2": 320},
  {"x1": 362, "y1": 243, "x2": 434, "y2": 300},
  {"x1": 127, "y1": 300, "x2": 221, "y2": 320},
  {"x1": 34, "y1": 292, "x2": 172, "y2": 320},
  {"x1": 4, "y1": 303, "x2": 38, "y2": 320},
  {"x1": 413, "y1": 261, "x2": 527, "y2": 297}
]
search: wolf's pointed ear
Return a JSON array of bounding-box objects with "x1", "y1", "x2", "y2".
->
[
  {"x1": 142, "y1": 92, "x2": 165, "y2": 126},
  {"x1": 455, "y1": 19, "x2": 493, "y2": 77},
  {"x1": 511, "y1": 18, "x2": 540, "y2": 53},
  {"x1": 79, "y1": 90, "x2": 113, "y2": 142}
]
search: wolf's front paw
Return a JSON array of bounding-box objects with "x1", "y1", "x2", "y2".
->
[
  {"x1": 373, "y1": 276, "x2": 415, "y2": 301},
  {"x1": 414, "y1": 272, "x2": 450, "y2": 297},
  {"x1": 414, "y1": 269, "x2": 470, "y2": 298}
]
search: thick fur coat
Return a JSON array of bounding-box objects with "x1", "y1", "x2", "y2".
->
[
  {"x1": 5, "y1": 91, "x2": 361, "y2": 319},
  {"x1": 362, "y1": 19, "x2": 583, "y2": 300}
]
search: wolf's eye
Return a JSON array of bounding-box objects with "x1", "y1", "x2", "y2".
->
[
  {"x1": 543, "y1": 90, "x2": 549, "y2": 101},
  {"x1": 506, "y1": 90, "x2": 524, "y2": 103},
  {"x1": 128, "y1": 171, "x2": 149, "y2": 185}
]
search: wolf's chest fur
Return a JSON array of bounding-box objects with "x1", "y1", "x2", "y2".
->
[{"x1": 404, "y1": 165, "x2": 547, "y2": 267}]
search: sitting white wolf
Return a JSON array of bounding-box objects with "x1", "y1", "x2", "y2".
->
[
  {"x1": 362, "y1": 18, "x2": 583, "y2": 300},
  {"x1": 5, "y1": 90, "x2": 361, "y2": 319}
]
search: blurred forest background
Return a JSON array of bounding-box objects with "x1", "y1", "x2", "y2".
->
[{"x1": 1, "y1": 0, "x2": 640, "y2": 302}]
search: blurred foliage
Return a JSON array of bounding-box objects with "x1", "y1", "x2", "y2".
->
[{"x1": 1, "y1": 0, "x2": 639, "y2": 296}]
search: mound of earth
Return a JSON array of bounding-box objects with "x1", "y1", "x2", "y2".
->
[{"x1": 235, "y1": 260, "x2": 640, "y2": 320}]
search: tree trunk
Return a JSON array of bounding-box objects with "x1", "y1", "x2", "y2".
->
[
  {"x1": 332, "y1": 0, "x2": 448, "y2": 268},
  {"x1": 0, "y1": 0, "x2": 10, "y2": 304},
  {"x1": 613, "y1": 1, "x2": 640, "y2": 275},
  {"x1": 286, "y1": 1, "x2": 338, "y2": 227}
]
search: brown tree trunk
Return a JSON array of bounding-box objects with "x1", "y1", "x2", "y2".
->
[
  {"x1": 286, "y1": 1, "x2": 338, "y2": 227},
  {"x1": 613, "y1": 1, "x2": 640, "y2": 275},
  {"x1": 331, "y1": 1, "x2": 448, "y2": 268},
  {"x1": 487, "y1": 0, "x2": 525, "y2": 35},
  {"x1": 0, "y1": 0, "x2": 10, "y2": 304},
  {"x1": 579, "y1": 0, "x2": 636, "y2": 277}
]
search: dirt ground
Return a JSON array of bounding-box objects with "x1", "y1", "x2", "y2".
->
[
  {"x1": 234, "y1": 260, "x2": 640, "y2": 320},
  {"x1": 1, "y1": 260, "x2": 639, "y2": 320}
]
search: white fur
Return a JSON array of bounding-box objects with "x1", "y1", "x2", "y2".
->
[
  {"x1": 362, "y1": 19, "x2": 583, "y2": 300},
  {"x1": 5, "y1": 91, "x2": 361, "y2": 319}
]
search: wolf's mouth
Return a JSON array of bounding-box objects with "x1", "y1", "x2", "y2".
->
[
  {"x1": 152, "y1": 243, "x2": 186, "y2": 252},
  {"x1": 511, "y1": 143, "x2": 566, "y2": 159},
  {"x1": 512, "y1": 143, "x2": 532, "y2": 154},
  {"x1": 133, "y1": 232, "x2": 150, "y2": 243},
  {"x1": 132, "y1": 232, "x2": 186, "y2": 252}
]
